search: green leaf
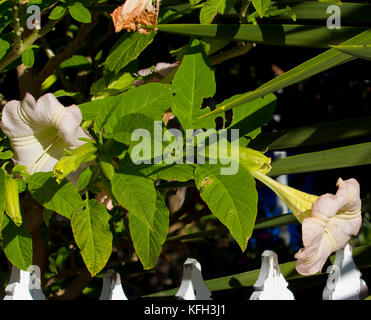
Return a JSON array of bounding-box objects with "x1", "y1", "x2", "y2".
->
[
  {"x1": 77, "y1": 166, "x2": 93, "y2": 191},
  {"x1": 252, "y1": 0, "x2": 271, "y2": 18},
  {"x1": 21, "y1": 47, "x2": 35, "y2": 68},
  {"x1": 68, "y1": 1, "x2": 91, "y2": 23},
  {"x1": 60, "y1": 55, "x2": 91, "y2": 70},
  {"x1": 129, "y1": 193, "x2": 169, "y2": 269},
  {"x1": 0, "y1": 215, "x2": 32, "y2": 271},
  {"x1": 0, "y1": 150, "x2": 13, "y2": 159},
  {"x1": 200, "y1": 0, "x2": 237, "y2": 24},
  {"x1": 194, "y1": 164, "x2": 258, "y2": 251},
  {"x1": 199, "y1": 29, "x2": 371, "y2": 118},
  {"x1": 172, "y1": 38, "x2": 216, "y2": 130},
  {"x1": 318, "y1": 0, "x2": 341, "y2": 5},
  {"x1": 0, "y1": 169, "x2": 6, "y2": 229},
  {"x1": 250, "y1": 116, "x2": 371, "y2": 151},
  {"x1": 269, "y1": 142, "x2": 371, "y2": 177},
  {"x1": 332, "y1": 44, "x2": 371, "y2": 61},
  {"x1": 71, "y1": 199, "x2": 112, "y2": 276},
  {"x1": 80, "y1": 83, "x2": 172, "y2": 134},
  {"x1": 140, "y1": 164, "x2": 195, "y2": 182},
  {"x1": 157, "y1": 24, "x2": 366, "y2": 49},
  {"x1": 228, "y1": 93, "x2": 276, "y2": 141},
  {"x1": 28, "y1": 172, "x2": 84, "y2": 219},
  {"x1": 0, "y1": 37, "x2": 10, "y2": 60},
  {"x1": 248, "y1": 5, "x2": 296, "y2": 23},
  {"x1": 102, "y1": 83, "x2": 172, "y2": 136},
  {"x1": 111, "y1": 171, "x2": 157, "y2": 230},
  {"x1": 49, "y1": 5, "x2": 66, "y2": 20},
  {"x1": 105, "y1": 32, "x2": 155, "y2": 74}
]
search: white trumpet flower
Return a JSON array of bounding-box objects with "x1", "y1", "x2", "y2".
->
[{"x1": 0, "y1": 93, "x2": 91, "y2": 179}]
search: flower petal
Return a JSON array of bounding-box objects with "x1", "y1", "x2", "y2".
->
[
  {"x1": 295, "y1": 177, "x2": 362, "y2": 276},
  {"x1": 111, "y1": 0, "x2": 156, "y2": 34},
  {"x1": 0, "y1": 93, "x2": 91, "y2": 175}
]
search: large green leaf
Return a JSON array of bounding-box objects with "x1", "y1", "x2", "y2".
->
[
  {"x1": 28, "y1": 172, "x2": 84, "y2": 219},
  {"x1": 129, "y1": 193, "x2": 170, "y2": 270},
  {"x1": 83, "y1": 83, "x2": 172, "y2": 135},
  {"x1": 194, "y1": 164, "x2": 258, "y2": 252},
  {"x1": 250, "y1": 116, "x2": 371, "y2": 151},
  {"x1": 111, "y1": 171, "x2": 157, "y2": 230},
  {"x1": 0, "y1": 215, "x2": 32, "y2": 271},
  {"x1": 269, "y1": 142, "x2": 371, "y2": 177},
  {"x1": 172, "y1": 38, "x2": 217, "y2": 130},
  {"x1": 105, "y1": 32, "x2": 155, "y2": 74},
  {"x1": 198, "y1": 29, "x2": 371, "y2": 119},
  {"x1": 157, "y1": 24, "x2": 366, "y2": 49},
  {"x1": 71, "y1": 199, "x2": 112, "y2": 276}
]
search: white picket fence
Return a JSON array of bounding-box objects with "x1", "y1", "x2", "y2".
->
[{"x1": 2, "y1": 243, "x2": 368, "y2": 300}]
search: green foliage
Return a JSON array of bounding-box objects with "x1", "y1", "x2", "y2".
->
[
  {"x1": 105, "y1": 32, "x2": 156, "y2": 74},
  {"x1": 194, "y1": 164, "x2": 258, "y2": 252},
  {"x1": 0, "y1": 0, "x2": 370, "y2": 298},
  {"x1": 71, "y1": 199, "x2": 112, "y2": 276},
  {"x1": 0, "y1": 215, "x2": 32, "y2": 271},
  {"x1": 172, "y1": 38, "x2": 217, "y2": 130},
  {"x1": 28, "y1": 172, "x2": 84, "y2": 219},
  {"x1": 251, "y1": 0, "x2": 271, "y2": 18},
  {"x1": 129, "y1": 193, "x2": 170, "y2": 269},
  {"x1": 68, "y1": 1, "x2": 92, "y2": 23},
  {"x1": 200, "y1": 0, "x2": 237, "y2": 24}
]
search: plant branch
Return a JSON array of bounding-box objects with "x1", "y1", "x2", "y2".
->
[
  {"x1": 30, "y1": 12, "x2": 100, "y2": 97},
  {"x1": 0, "y1": 18, "x2": 61, "y2": 72},
  {"x1": 12, "y1": 0, "x2": 23, "y2": 54},
  {"x1": 209, "y1": 42, "x2": 255, "y2": 66}
]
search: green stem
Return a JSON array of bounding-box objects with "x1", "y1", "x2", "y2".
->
[{"x1": 0, "y1": 18, "x2": 61, "y2": 72}]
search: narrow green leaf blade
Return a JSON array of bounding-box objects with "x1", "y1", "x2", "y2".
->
[
  {"x1": 269, "y1": 142, "x2": 371, "y2": 177},
  {"x1": 199, "y1": 29, "x2": 371, "y2": 119},
  {"x1": 332, "y1": 44, "x2": 371, "y2": 61},
  {"x1": 250, "y1": 116, "x2": 371, "y2": 151},
  {"x1": 157, "y1": 24, "x2": 366, "y2": 49},
  {"x1": 71, "y1": 199, "x2": 112, "y2": 276}
]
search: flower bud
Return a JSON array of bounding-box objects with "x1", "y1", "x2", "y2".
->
[{"x1": 4, "y1": 174, "x2": 22, "y2": 227}]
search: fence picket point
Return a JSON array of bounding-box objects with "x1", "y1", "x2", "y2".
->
[
  {"x1": 175, "y1": 258, "x2": 212, "y2": 300},
  {"x1": 3, "y1": 265, "x2": 46, "y2": 300},
  {"x1": 323, "y1": 243, "x2": 369, "y2": 300},
  {"x1": 99, "y1": 269, "x2": 128, "y2": 300},
  {"x1": 250, "y1": 250, "x2": 295, "y2": 300}
]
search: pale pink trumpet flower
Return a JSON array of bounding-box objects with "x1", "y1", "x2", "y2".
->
[{"x1": 295, "y1": 178, "x2": 362, "y2": 275}]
